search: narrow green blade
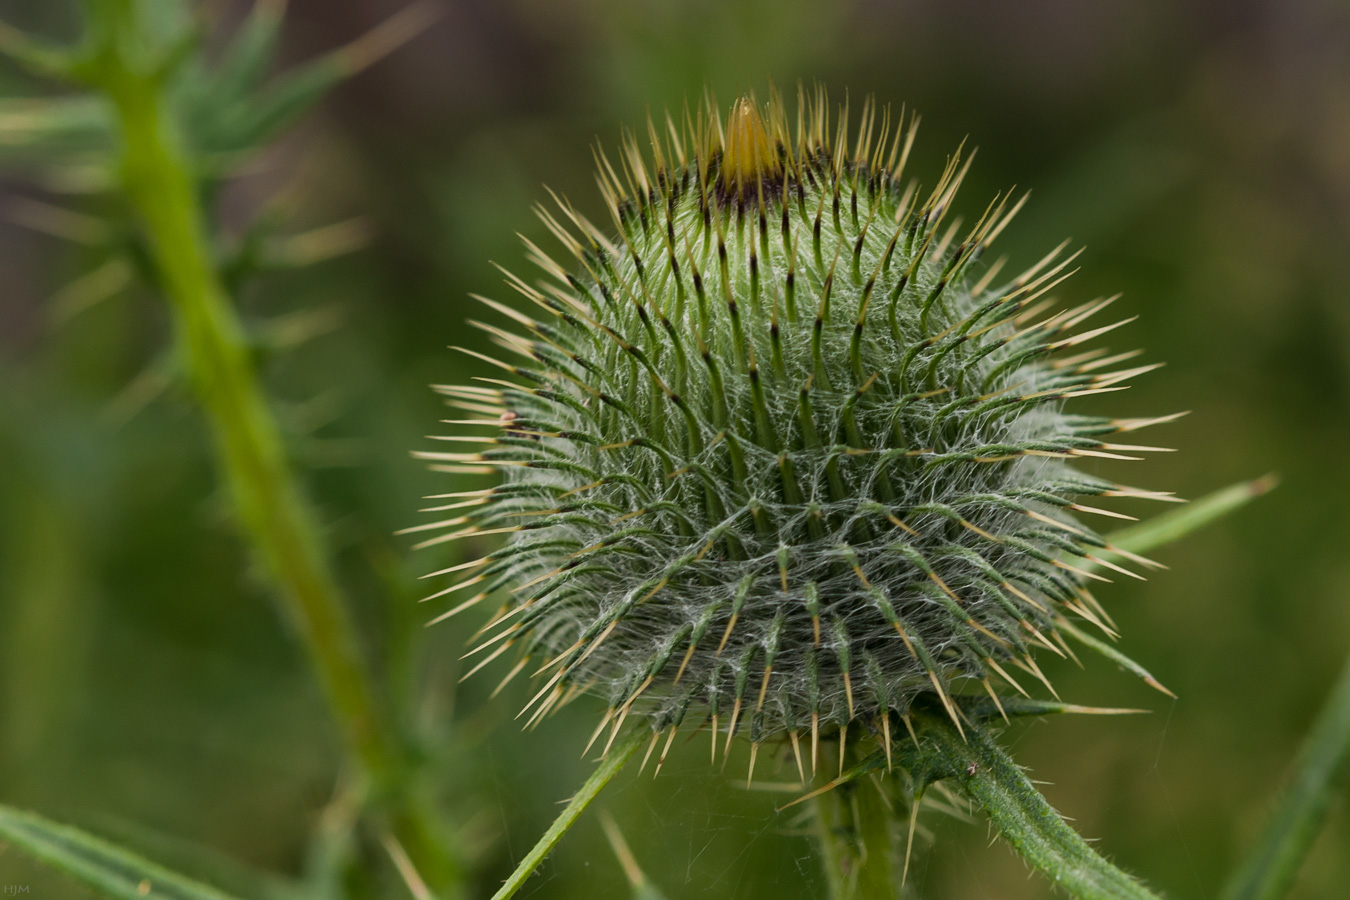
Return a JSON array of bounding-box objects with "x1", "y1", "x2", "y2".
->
[
  {"x1": 0, "y1": 96, "x2": 114, "y2": 165},
  {"x1": 1221, "y1": 652, "x2": 1350, "y2": 900},
  {"x1": 600, "y1": 812, "x2": 669, "y2": 900},
  {"x1": 1106, "y1": 475, "x2": 1275, "y2": 558},
  {"x1": 213, "y1": 0, "x2": 288, "y2": 97},
  {"x1": 1079, "y1": 475, "x2": 1275, "y2": 576},
  {"x1": 204, "y1": 3, "x2": 437, "y2": 156},
  {"x1": 963, "y1": 695, "x2": 1150, "y2": 723},
  {"x1": 0, "y1": 804, "x2": 245, "y2": 900},
  {"x1": 489, "y1": 732, "x2": 645, "y2": 900},
  {"x1": 1060, "y1": 620, "x2": 1175, "y2": 697}
]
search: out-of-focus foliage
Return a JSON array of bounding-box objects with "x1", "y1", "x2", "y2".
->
[{"x1": 1, "y1": 1, "x2": 1348, "y2": 898}]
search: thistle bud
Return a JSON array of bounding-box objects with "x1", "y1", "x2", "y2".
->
[{"x1": 416, "y1": 89, "x2": 1173, "y2": 768}]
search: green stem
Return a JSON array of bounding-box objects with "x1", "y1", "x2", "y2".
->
[
  {"x1": 812, "y1": 731, "x2": 906, "y2": 900},
  {"x1": 79, "y1": 2, "x2": 459, "y2": 893},
  {"x1": 88, "y1": 0, "x2": 391, "y2": 787},
  {"x1": 812, "y1": 788, "x2": 853, "y2": 900},
  {"x1": 490, "y1": 733, "x2": 645, "y2": 900},
  {"x1": 910, "y1": 714, "x2": 1162, "y2": 900},
  {"x1": 1220, "y1": 651, "x2": 1350, "y2": 900}
]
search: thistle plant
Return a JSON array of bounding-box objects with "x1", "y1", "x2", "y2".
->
[
  {"x1": 417, "y1": 88, "x2": 1196, "y2": 898},
  {"x1": 0, "y1": 7, "x2": 1340, "y2": 898}
]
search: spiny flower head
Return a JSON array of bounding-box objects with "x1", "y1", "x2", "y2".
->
[{"x1": 414, "y1": 88, "x2": 1177, "y2": 769}]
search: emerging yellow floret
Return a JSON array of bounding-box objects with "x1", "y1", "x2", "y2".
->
[{"x1": 720, "y1": 97, "x2": 780, "y2": 201}]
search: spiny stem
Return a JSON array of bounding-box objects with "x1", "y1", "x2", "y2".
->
[
  {"x1": 914, "y1": 714, "x2": 1162, "y2": 900},
  {"x1": 1220, "y1": 650, "x2": 1350, "y2": 900},
  {"x1": 87, "y1": 0, "x2": 392, "y2": 788},
  {"x1": 490, "y1": 732, "x2": 645, "y2": 900},
  {"x1": 80, "y1": 2, "x2": 459, "y2": 893}
]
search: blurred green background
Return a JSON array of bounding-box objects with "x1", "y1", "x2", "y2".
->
[{"x1": 1, "y1": 0, "x2": 1348, "y2": 897}]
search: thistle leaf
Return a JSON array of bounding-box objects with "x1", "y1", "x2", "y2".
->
[
  {"x1": 193, "y1": 3, "x2": 436, "y2": 157},
  {"x1": 211, "y1": 0, "x2": 289, "y2": 99},
  {"x1": 0, "y1": 19, "x2": 81, "y2": 80},
  {"x1": 0, "y1": 96, "x2": 114, "y2": 165}
]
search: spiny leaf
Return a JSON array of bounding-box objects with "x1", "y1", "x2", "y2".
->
[
  {"x1": 0, "y1": 18, "x2": 81, "y2": 79},
  {"x1": 211, "y1": 0, "x2": 289, "y2": 98},
  {"x1": 193, "y1": 2, "x2": 437, "y2": 157},
  {"x1": 0, "y1": 96, "x2": 113, "y2": 166}
]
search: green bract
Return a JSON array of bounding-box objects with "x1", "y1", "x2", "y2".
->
[{"x1": 417, "y1": 90, "x2": 1175, "y2": 771}]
